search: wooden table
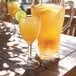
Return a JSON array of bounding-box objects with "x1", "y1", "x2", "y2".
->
[{"x1": 0, "y1": 21, "x2": 76, "y2": 76}]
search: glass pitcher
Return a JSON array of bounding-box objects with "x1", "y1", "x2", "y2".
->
[{"x1": 31, "y1": 0, "x2": 74, "y2": 60}]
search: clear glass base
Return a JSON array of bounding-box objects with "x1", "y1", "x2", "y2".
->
[
  {"x1": 39, "y1": 52, "x2": 60, "y2": 60},
  {"x1": 25, "y1": 58, "x2": 40, "y2": 69}
]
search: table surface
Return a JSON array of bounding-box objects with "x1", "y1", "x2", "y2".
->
[{"x1": 0, "y1": 22, "x2": 76, "y2": 76}]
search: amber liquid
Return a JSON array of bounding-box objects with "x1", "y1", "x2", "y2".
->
[
  {"x1": 19, "y1": 17, "x2": 39, "y2": 44},
  {"x1": 31, "y1": 4, "x2": 65, "y2": 59},
  {"x1": 7, "y1": 2, "x2": 20, "y2": 17}
]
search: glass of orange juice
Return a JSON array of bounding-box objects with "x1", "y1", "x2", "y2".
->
[
  {"x1": 19, "y1": 17, "x2": 40, "y2": 69},
  {"x1": 7, "y1": 0, "x2": 21, "y2": 35},
  {"x1": 31, "y1": 0, "x2": 74, "y2": 60},
  {"x1": 7, "y1": 0, "x2": 20, "y2": 18}
]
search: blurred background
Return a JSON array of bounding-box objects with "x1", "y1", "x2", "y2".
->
[{"x1": 0, "y1": 0, "x2": 76, "y2": 36}]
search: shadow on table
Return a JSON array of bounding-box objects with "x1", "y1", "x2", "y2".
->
[
  {"x1": 22, "y1": 56, "x2": 60, "y2": 76},
  {"x1": 0, "y1": 39, "x2": 26, "y2": 76},
  {"x1": 22, "y1": 62, "x2": 60, "y2": 76},
  {"x1": 0, "y1": 21, "x2": 27, "y2": 75},
  {"x1": 0, "y1": 21, "x2": 60, "y2": 76},
  {"x1": 0, "y1": 34, "x2": 60, "y2": 76}
]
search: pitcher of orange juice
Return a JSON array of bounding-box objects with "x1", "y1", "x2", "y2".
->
[{"x1": 31, "y1": 0, "x2": 74, "y2": 60}]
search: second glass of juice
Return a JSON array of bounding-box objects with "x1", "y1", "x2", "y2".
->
[
  {"x1": 31, "y1": 3, "x2": 65, "y2": 60},
  {"x1": 7, "y1": 0, "x2": 20, "y2": 18}
]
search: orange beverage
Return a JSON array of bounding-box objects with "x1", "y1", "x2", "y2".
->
[
  {"x1": 7, "y1": 2, "x2": 20, "y2": 17},
  {"x1": 31, "y1": 4, "x2": 65, "y2": 59},
  {"x1": 19, "y1": 17, "x2": 40, "y2": 44}
]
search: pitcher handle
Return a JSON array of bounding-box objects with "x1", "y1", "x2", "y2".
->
[{"x1": 62, "y1": 1, "x2": 74, "y2": 32}]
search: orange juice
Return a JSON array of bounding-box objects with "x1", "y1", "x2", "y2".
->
[
  {"x1": 31, "y1": 4, "x2": 65, "y2": 59},
  {"x1": 7, "y1": 2, "x2": 20, "y2": 17},
  {"x1": 19, "y1": 17, "x2": 40, "y2": 44}
]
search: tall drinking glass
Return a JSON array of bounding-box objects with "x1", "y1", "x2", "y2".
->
[
  {"x1": 7, "y1": 0, "x2": 21, "y2": 35},
  {"x1": 19, "y1": 17, "x2": 40, "y2": 69},
  {"x1": 7, "y1": 0, "x2": 20, "y2": 18},
  {"x1": 31, "y1": 0, "x2": 74, "y2": 60}
]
